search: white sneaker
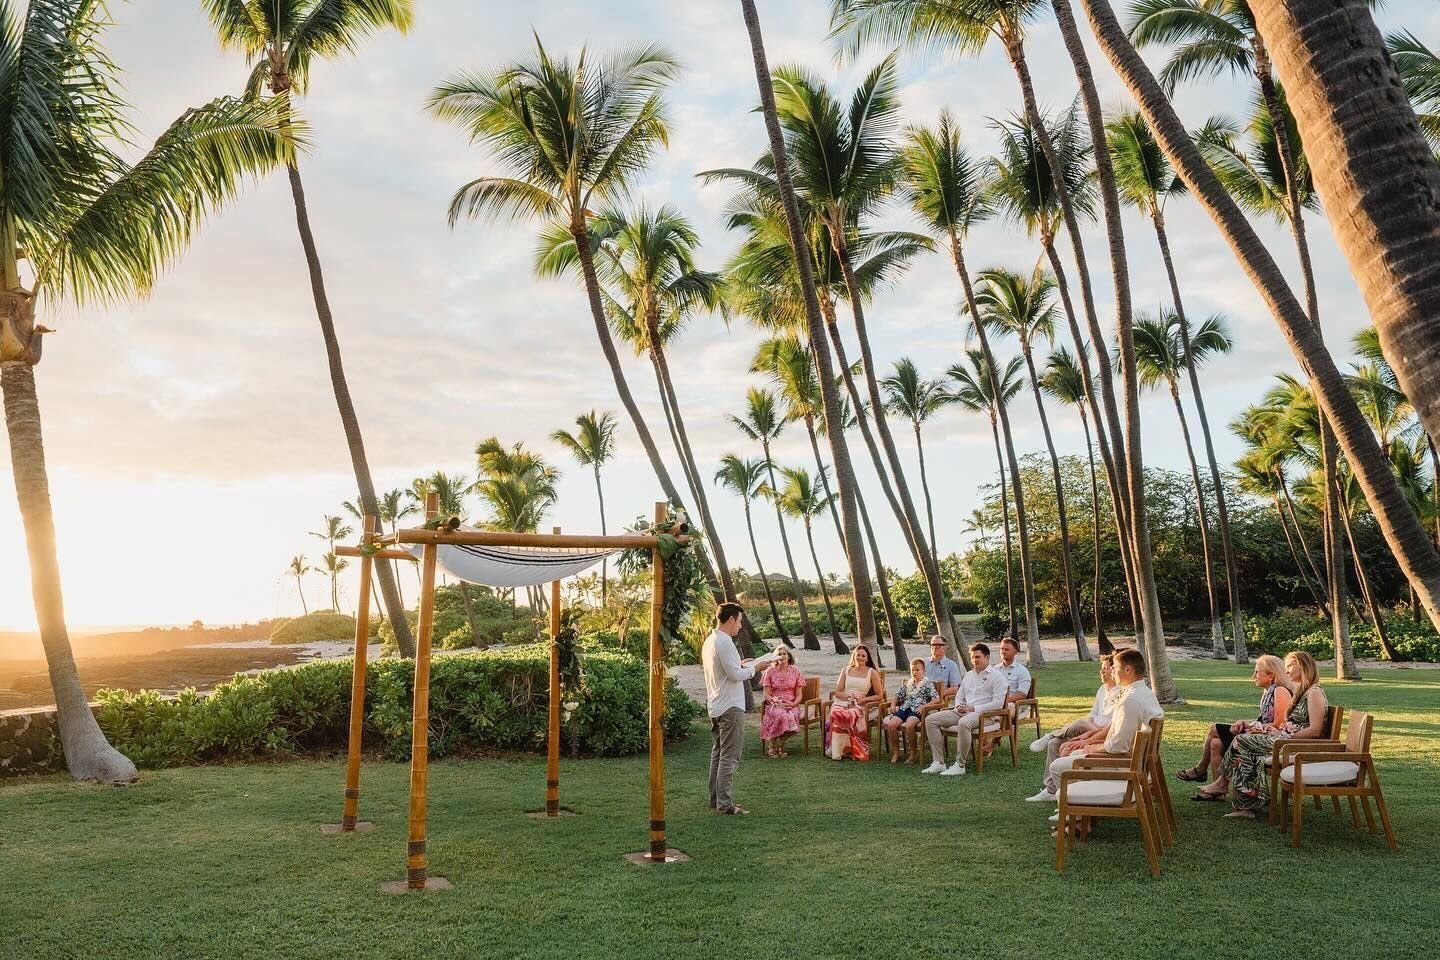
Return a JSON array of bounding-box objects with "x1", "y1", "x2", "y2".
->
[
  {"x1": 1029, "y1": 733, "x2": 1054, "y2": 754},
  {"x1": 1026, "y1": 789, "x2": 1057, "y2": 803},
  {"x1": 921, "y1": 761, "x2": 945, "y2": 774},
  {"x1": 940, "y1": 763, "x2": 966, "y2": 777},
  {"x1": 1048, "y1": 811, "x2": 1060, "y2": 823}
]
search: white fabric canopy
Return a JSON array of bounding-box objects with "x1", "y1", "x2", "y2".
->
[{"x1": 406, "y1": 532, "x2": 617, "y2": 588}]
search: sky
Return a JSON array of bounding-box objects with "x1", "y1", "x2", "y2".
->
[{"x1": 1, "y1": 0, "x2": 1437, "y2": 632}]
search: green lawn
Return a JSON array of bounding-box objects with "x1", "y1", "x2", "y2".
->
[{"x1": 5, "y1": 661, "x2": 1438, "y2": 960}]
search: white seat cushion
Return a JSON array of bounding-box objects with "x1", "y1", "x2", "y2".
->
[
  {"x1": 1279, "y1": 761, "x2": 1359, "y2": 786},
  {"x1": 1063, "y1": 779, "x2": 1129, "y2": 806}
]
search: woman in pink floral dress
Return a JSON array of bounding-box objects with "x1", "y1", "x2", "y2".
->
[{"x1": 760, "y1": 646, "x2": 805, "y2": 757}]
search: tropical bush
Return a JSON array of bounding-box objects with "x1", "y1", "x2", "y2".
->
[
  {"x1": 380, "y1": 585, "x2": 536, "y2": 653},
  {"x1": 269, "y1": 612, "x2": 368, "y2": 645},
  {"x1": 89, "y1": 646, "x2": 700, "y2": 768},
  {"x1": 1245, "y1": 610, "x2": 1440, "y2": 663}
]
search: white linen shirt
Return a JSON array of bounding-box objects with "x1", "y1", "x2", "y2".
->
[
  {"x1": 1102, "y1": 680, "x2": 1164, "y2": 755},
  {"x1": 950, "y1": 666, "x2": 1006, "y2": 714},
  {"x1": 701, "y1": 629, "x2": 754, "y2": 718},
  {"x1": 992, "y1": 657, "x2": 1032, "y2": 699},
  {"x1": 1088, "y1": 683, "x2": 1122, "y2": 725}
]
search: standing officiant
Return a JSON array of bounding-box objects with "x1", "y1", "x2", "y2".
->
[{"x1": 702, "y1": 602, "x2": 772, "y2": 815}]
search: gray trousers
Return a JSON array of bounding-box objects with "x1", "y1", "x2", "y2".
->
[
  {"x1": 1043, "y1": 718, "x2": 1103, "y2": 791},
  {"x1": 709, "y1": 707, "x2": 745, "y2": 810}
]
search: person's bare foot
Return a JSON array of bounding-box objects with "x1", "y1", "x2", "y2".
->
[{"x1": 891, "y1": 750, "x2": 902, "y2": 764}]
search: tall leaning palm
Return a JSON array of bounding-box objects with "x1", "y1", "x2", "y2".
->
[
  {"x1": 202, "y1": 0, "x2": 416, "y2": 658},
  {"x1": 882, "y1": 358, "x2": 952, "y2": 572},
  {"x1": 1132, "y1": 312, "x2": 1231, "y2": 659},
  {"x1": 769, "y1": 466, "x2": 849, "y2": 654},
  {"x1": 949, "y1": 348, "x2": 1026, "y2": 641},
  {"x1": 551, "y1": 410, "x2": 618, "y2": 603},
  {"x1": 287, "y1": 555, "x2": 313, "y2": 615},
  {"x1": 733, "y1": 387, "x2": 819, "y2": 649},
  {"x1": 428, "y1": 41, "x2": 728, "y2": 601},
  {"x1": 736, "y1": 0, "x2": 881, "y2": 655},
  {"x1": 973, "y1": 266, "x2": 1088, "y2": 661},
  {"x1": 715, "y1": 453, "x2": 789, "y2": 643},
  {"x1": 1042, "y1": 346, "x2": 1109, "y2": 646},
  {"x1": 1, "y1": 3, "x2": 297, "y2": 783},
  {"x1": 1108, "y1": 108, "x2": 1245, "y2": 656}
]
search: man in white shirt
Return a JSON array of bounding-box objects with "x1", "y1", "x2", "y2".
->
[
  {"x1": 992, "y1": 637, "x2": 1032, "y2": 707},
  {"x1": 1044, "y1": 649, "x2": 1163, "y2": 811},
  {"x1": 1025, "y1": 653, "x2": 1120, "y2": 802},
  {"x1": 702, "y1": 602, "x2": 771, "y2": 814},
  {"x1": 921, "y1": 642, "x2": 1006, "y2": 777},
  {"x1": 924, "y1": 636, "x2": 963, "y2": 699}
]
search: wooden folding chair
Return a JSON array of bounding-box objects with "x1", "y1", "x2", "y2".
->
[
  {"x1": 1013, "y1": 678, "x2": 1041, "y2": 741},
  {"x1": 1267, "y1": 704, "x2": 1345, "y2": 825},
  {"x1": 1058, "y1": 717, "x2": 1176, "y2": 849},
  {"x1": 940, "y1": 706, "x2": 1015, "y2": 772},
  {"x1": 1056, "y1": 727, "x2": 1163, "y2": 878},
  {"x1": 797, "y1": 677, "x2": 823, "y2": 756},
  {"x1": 1277, "y1": 710, "x2": 1397, "y2": 851}
]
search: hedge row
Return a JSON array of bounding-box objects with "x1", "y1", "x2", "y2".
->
[
  {"x1": 88, "y1": 645, "x2": 701, "y2": 769},
  {"x1": 750, "y1": 600, "x2": 920, "y2": 641},
  {"x1": 1246, "y1": 610, "x2": 1440, "y2": 663}
]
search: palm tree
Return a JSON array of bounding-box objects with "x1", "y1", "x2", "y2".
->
[
  {"x1": 962, "y1": 509, "x2": 992, "y2": 547},
  {"x1": 410, "y1": 469, "x2": 483, "y2": 635},
  {"x1": 1132, "y1": 312, "x2": 1230, "y2": 658},
  {"x1": 1043, "y1": 346, "x2": 1109, "y2": 646},
  {"x1": 1108, "y1": 108, "x2": 1246, "y2": 656},
  {"x1": 321, "y1": 552, "x2": 349, "y2": 613},
  {"x1": 881, "y1": 358, "x2": 953, "y2": 571},
  {"x1": 733, "y1": 387, "x2": 819, "y2": 649},
  {"x1": 949, "y1": 348, "x2": 1026, "y2": 641},
  {"x1": 0, "y1": 2, "x2": 297, "y2": 785},
  {"x1": 287, "y1": 555, "x2": 313, "y2": 615},
  {"x1": 706, "y1": 52, "x2": 956, "y2": 651},
  {"x1": 1074, "y1": 0, "x2": 1440, "y2": 657},
  {"x1": 311, "y1": 515, "x2": 354, "y2": 611},
  {"x1": 203, "y1": 0, "x2": 416, "y2": 659},
  {"x1": 1234, "y1": 448, "x2": 1325, "y2": 610},
  {"x1": 734, "y1": 0, "x2": 889, "y2": 658},
  {"x1": 715, "y1": 454, "x2": 789, "y2": 643},
  {"x1": 474, "y1": 439, "x2": 561, "y2": 615},
  {"x1": 768, "y1": 467, "x2": 849, "y2": 654},
  {"x1": 973, "y1": 266, "x2": 1089, "y2": 660},
  {"x1": 537, "y1": 205, "x2": 746, "y2": 612},
  {"x1": 1388, "y1": 30, "x2": 1440, "y2": 149},
  {"x1": 551, "y1": 411, "x2": 618, "y2": 603},
  {"x1": 899, "y1": 109, "x2": 1040, "y2": 655}
]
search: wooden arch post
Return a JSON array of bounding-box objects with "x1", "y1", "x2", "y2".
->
[
  {"x1": 546, "y1": 526, "x2": 563, "y2": 817},
  {"x1": 384, "y1": 492, "x2": 450, "y2": 893},
  {"x1": 324, "y1": 515, "x2": 377, "y2": 834},
  {"x1": 643, "y1": 501, "x2": 685, "y2": 863}
]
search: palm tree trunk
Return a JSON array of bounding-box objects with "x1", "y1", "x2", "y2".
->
[
  {"x1": 856, "y1": 482, "x2": 905, "y2": 666},
  {"x1": 742, "y1": 496, "x2": 789, "y2": 645},
  {"x1": 330, "y1": 570, "x2": 340, "y2": 613},
  {"x1": 1339, "y1": 501, "x2": 1398, "y2": 660},
  {"x1": 806, "y1": 413, "x2": 848, "y2": 552},
  {"x1": 833, "y1": 235, "x2": 959, "y2": 651},
  {"x1": 1, "y1": 358, "x2": 136, "y2": 783},
  {"x1": 987, "y1": 411, "x2": 1019, "y2": 641},
  {"x1": 1077, "y1": 407, "x2": 1107, "y2": 647},
  {"x1": 1278, "y1": 472, "x2": 1329, "y2": 605},
  {"x1": 1008, "y1": 33, "x2": 1170, "y2": 693},
  {"x1": 1170, "y1": 384, "x2": 1226, "y2": 658},
  {"x1": 283, "y1": 161, "x2": 413, "y2": 659},
  {"x1": 1077, "y1": 0, "x2": 1440, "y2": 644},
  {"x1": 915, "y1": 424, "x2": 941, "y2": 572},
  {"x1": 1019, "y1": 345, "x2": 1090, "y2": 660},
  {"x1": 594, "y1": 465, "x2": 609, "y2": 605},
  {"x1": 1153, "y1": 212, "x2": 1246, "y2": 660},
  {"x1": 804, "y1": 519, "x2": 847, "y2": 655},
  {"x1": 1273, "y1": 493, "x2": 1327, "y2": 611},
  {"x1": 739, "y1": 0, "x2": 879, "y2": 651},
  {"x1": 654, "y1": 358, "x2": 703, "y2": 511},
  {"x1": 763, "y1": 438, "x2": 818, "y2": 649},
  {"x1": 946, "y1": 231, "x2": 1041, "y2": 660},
  {"x1": 295, "y1": 577, "x2": 308, "y2": 616}
]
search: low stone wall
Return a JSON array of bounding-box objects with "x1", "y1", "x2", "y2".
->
[{"x1": 0, "y1": 707, "x2": 63, "y2": 778}]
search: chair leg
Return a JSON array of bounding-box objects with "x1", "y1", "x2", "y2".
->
[
  {"x1": 1292, "y1": 787, "x2": 1306, "y2": 848},
  {"x1": 803, "y1": 724, "x2": 810, "y2": 756},
  {"x1": 1055, "y1": 806, "x2": 1068, "y2": 873},
  {"x1": 1313, "y1": 794, "x2": 1322, "y2": 811},
  {"x1": 1347, "y1": 796, "x2": 1361, "y2": 830},
  {"x1": 1009, "y1": 731, "x2": 1018, "y2": 768},
  {"x1": 1268, "y1": 767, "x2": 1281, "y2": 825},
  {"x1": 1370, "y1": 777, "x2": 1399, "y2": 851},
  {"x1": 1137, "y1": 799, "x2": 1162, "y2": 878},
  {"x1": 1331, "y1": 796, "x2": 1342, "y2": 816},
  {"x1": 1361, "y1": 794, "x2": 1378, "y2": 834}
]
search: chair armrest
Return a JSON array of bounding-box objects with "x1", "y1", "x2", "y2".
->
[
  {"x1": 1275, "y1": 739, "x2": 1338, "y2": 760},
  {"x1": 1072, "y1": 756, "x2": 1127, "y2": 770},
  {"x1": 1013, "y1": 697, "x2": 1038, "y2": 713},
  {"x1": 919, "y1": 700, "x2": 945, "y2": 716},
  {"x1": 1291, "y1": 751, "x2": 1372, "y2": 767},
  {"x1": 1059, "y1": 768, "x2": 1139, "y2": 784},
  {"x1": 977, "y1": 708, "x2": 1009, "y2": 729}
]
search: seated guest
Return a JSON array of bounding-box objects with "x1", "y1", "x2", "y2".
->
[
  {"x1": 1044, "y1": 648, "x2": 1164, "y2": 814},
  {"x1": 924, "y1": 636, "x2": 963, "y2": 700},
  {"x1": 884, "y1": 658, "x2": 939, "y2": 765},
  {"x1": 1024, "y1": 653, "x2": 1120, "y2": 802},
  {"x1": 759, "y1": 645, "x2": 806, "y2": 758},
  {"x1": 1203, "y1": 651, "x2": 1329, "y2": 817},
  {"x1": 922, "y1": 642, "x2": 1006, "y2": 777},
  {"x1": 825, "y1": 645, "x2": 884, "y2": 761},
  {"x1": 992, "y1": 636, "x2": 1032, "y2": 708},
  {"x1": 1177, "y1": 654, "x2": 1294, "y2": 786}
]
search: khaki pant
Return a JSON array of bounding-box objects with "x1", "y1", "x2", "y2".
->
[
  {"x1": 708, "y1": 707, "x2": 745, "y2": 810},
  {"x1": 1043, "y1": 718, "x2": 1103, "y2": 792},
  {"x1": 925, "y1": 709, "x2": 983, "y2": 764}
]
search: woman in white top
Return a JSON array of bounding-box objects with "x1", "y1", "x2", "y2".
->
[{"x1": 825, "y1": 645, "x2": 885, "y2": 761}]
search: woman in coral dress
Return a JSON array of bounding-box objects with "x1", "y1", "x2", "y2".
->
[{"x1": 760, "y1": 646, "x2": 805, "y2": 757}]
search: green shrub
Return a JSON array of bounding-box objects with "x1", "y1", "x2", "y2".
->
[
  {"x1": 270, "y1": 612, "x2": 359, "y2": 645},
  {"x1": 1246, "y1": 610, "x2": 1440, "y2": 663},
  {"x1": 90, "y1": 646, "x2": 700, "y2": 769},
  {"x1": 949, "y1": 597, "x2": 979, "y2": 616},
  {"x1": 976, "y1": 611, "x2": 1007, "y2": 640},
  {"x1": 1245, "y1": 609, "x2": 1328, "y2": 655}
]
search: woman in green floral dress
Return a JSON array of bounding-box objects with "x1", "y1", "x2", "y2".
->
[{"x1": 1210, "y1": 651, "x2": 1330, "y2": 819}]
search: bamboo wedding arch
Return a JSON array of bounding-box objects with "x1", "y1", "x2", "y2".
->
[{"x1": 330, "y1": 497, "x2": 685, "y2": 892}]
